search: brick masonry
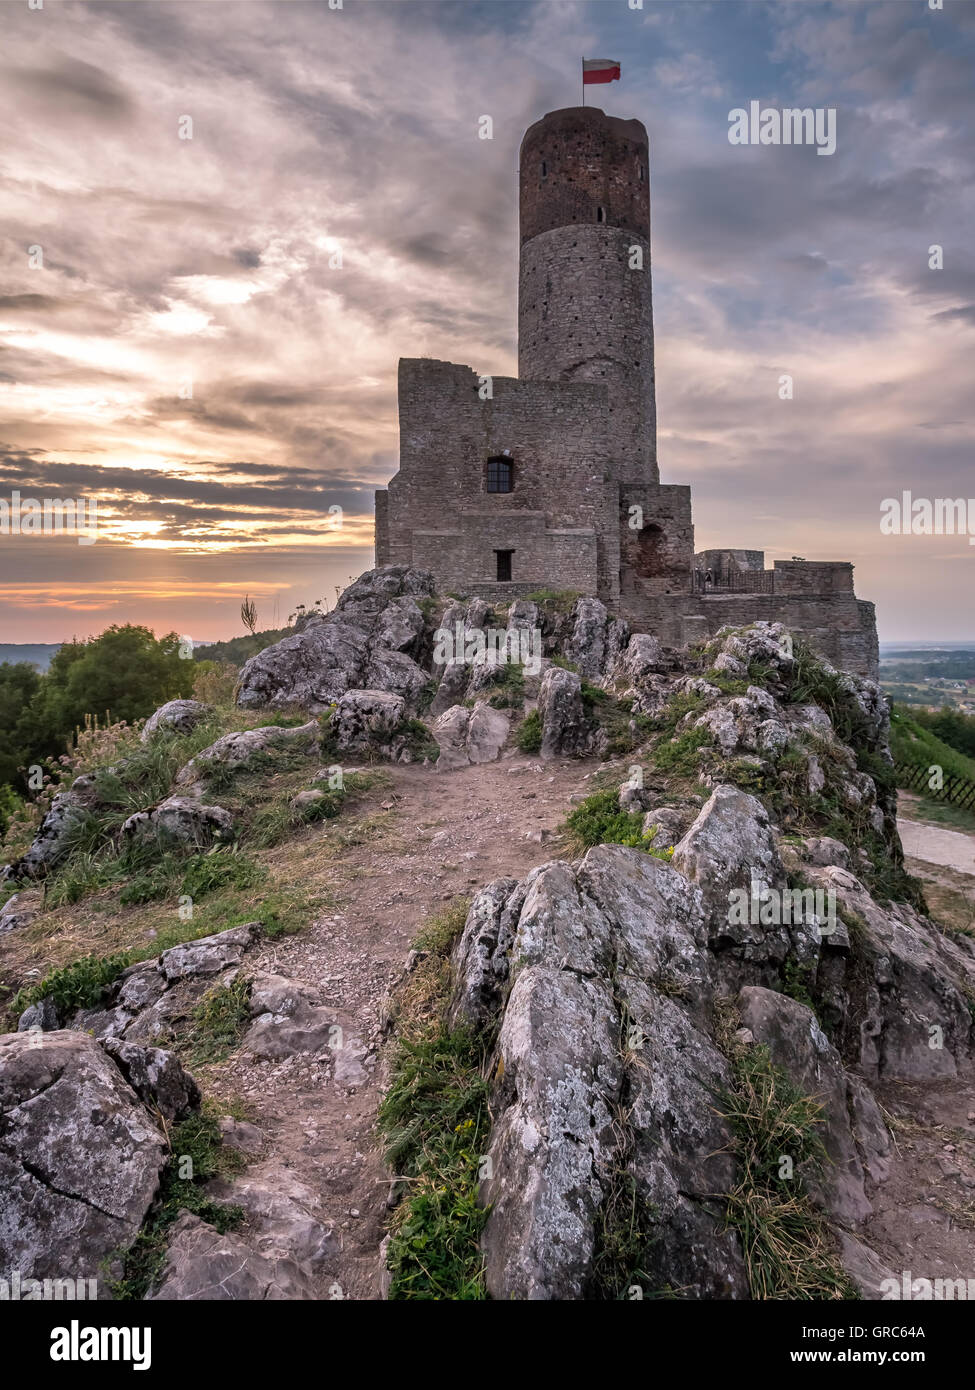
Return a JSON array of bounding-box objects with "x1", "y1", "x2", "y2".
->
[{"x1": 374, "y1": 105, "x2": 879, "y2": 680}]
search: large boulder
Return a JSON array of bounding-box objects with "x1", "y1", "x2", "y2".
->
[
  {"x1": 737, "y1": 986, "x2": 891, "y2": 1226},
  {"x1": 804, "y1": 865, "x2": 975, "y2": 1081},
  {"x1": 564, "y1": 597, "x2": 628, "y2": 680},
  {"x1": 235, "y1": 566, "x2": 434, "y2": 711},
  {"x1": 121, "y1": 796, "x2": 234, "y2": 848},
  {"x1": 537, "y1": 667, "x2": 596, "y2": 760},
  {"x1": 0, "y1": 1031, "x2": 167, "y2": 1283},
  {"x1": 326, "y1": 689, "x2": 405, "y2": 754},
  {"x1": 141, "y1": 699, "x2": 212, "y2": 742},
  {"x1": 433, "y1": 702, "x2": 509, "y2": 772},
  {"x1": 451, "y1": 846, "x2": 749, "y2": 1300},
  {"x1": 175, "y1": 721, "x2": 320, "y2": 790}
]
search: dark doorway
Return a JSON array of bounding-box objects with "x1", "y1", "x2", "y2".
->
[{"x1": 495, "y1": 549, "x2": 513, "y2": 582}]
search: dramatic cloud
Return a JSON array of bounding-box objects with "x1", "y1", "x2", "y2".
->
[{"x1": 0, "y1": 0, "x2": 972, "y2": 642}]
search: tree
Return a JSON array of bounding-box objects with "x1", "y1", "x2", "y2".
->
[
  {"x1": 9, "y1": 626, "x2": 195, "y2": 778},
  {"x1": 0, "y1": 662, "x2": 42, "y2": 790}
]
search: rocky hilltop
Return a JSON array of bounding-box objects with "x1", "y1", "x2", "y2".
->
[{"x1": 1, "y1": 567, "x2": 973, "y2": 1301}]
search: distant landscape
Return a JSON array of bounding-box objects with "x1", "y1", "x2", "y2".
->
[{"x1": 879, "y1": 643, "x2": 975, "y2": 711}]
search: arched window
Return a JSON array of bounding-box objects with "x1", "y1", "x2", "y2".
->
[
  {"x1": 541, "y1": 160, "x2": 547, "y2": 176},
  {"x1": 596, "y1": 206, "x2": 605, "y2": 223},
  {"x1": 486, "y1": 456, "x2": 513, "y2": 493}
]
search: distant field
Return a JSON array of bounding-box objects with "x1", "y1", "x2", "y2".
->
[{"x1": 0, "y1": 643, "x2": 62, "y2": 672}]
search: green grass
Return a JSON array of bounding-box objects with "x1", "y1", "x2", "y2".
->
[
  {"x1": 514, "y1": 709, "x2": 542, "y2": 754},
  {"x1": 379, "y1": 1031, "x2": 491, "y2": 1300},
  {"x1": 108, "y1": 1106, "x2": 245, "y2": 1300},
  {"x1": 562, "y1": 789, "x2": 673, "y2": 858},
  {"x1": 181, "y1": 975, "x2": 252, "y2": 1067},
  {"x1": 484, "y1": 663, "x2": 526, "y2": 710},
  {"x1": 378, "y1": 900, "x2": 491, "y2": 1300},
  {"x1": 10, "y1": 950, "x2": 131, "y2": 1017},
  {"x1": 524, "y1": 588, "x2": 580, "y2": 614},
  {"x1": 900, "y1": 795, "x2": 975, "y2": 835},
  {"x1": 582, "y1": 687, "x2": 653, "y2": 756},
  {"x1": 652, "y1": 725, "x2": 711, "y2": 778},
  {"x1": 589, "y1": 1171, "x2": 665, "y2": 1300},
  {"x1": 718, "y1": 1043, "x2": 859, "y2": 1301},
  {"x1": 890, "y1": 708, "x2": 975, "y2": 784}
]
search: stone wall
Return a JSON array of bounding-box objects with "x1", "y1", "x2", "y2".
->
[
  {"x1": 519, "y1": 107, "x2": 656, "y2": 483},
  {"x1": 619, "y1": 483, "x2": 694, "y2": 597},
  {"x1": 519, "y1": 106, "x2": 650, "y2": 245},
  {"x1": 384, "y1": 358, "x2": 620, "y2": 605},
  {"x1": 410, "y1": 513, "x2": 598, "y2": 599},
  {"x1": 625, "y1": 590, "x2": 880, "y2": 680},
  {"x1": 695, "y1": 548, "x2": 765, "y2": 580}
]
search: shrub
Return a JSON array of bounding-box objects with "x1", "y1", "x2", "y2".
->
[
  {"x1": 515, "y1": 710, "x2": 542, "y2": 753},
  {"x1": 563, "y1": 789, "x2": 672, "y2": 858}
]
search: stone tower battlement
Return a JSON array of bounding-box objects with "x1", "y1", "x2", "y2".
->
[
  {"x1": 518, "y1": 108, "x2": 657, "y2": 482},
  {"x1": 373, "y1": 104, "x2": 879, "y2": 679}
]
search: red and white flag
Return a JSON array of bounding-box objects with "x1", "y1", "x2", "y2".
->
[{"x1": 583, "y1": 58, "x2": 621, "y2": 85}]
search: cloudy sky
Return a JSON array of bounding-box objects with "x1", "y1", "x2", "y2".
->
[{"x1": 1, "y1": 0, "x2": 973, "y2": 644}]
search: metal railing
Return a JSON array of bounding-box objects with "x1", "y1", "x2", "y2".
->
[{"x1": 693, "y1": 570, "x2": 775, "y2": 594}]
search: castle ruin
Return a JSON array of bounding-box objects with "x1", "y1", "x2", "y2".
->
[{"x1": 374, "y1": 105, "x2": 879, "y2": 679}]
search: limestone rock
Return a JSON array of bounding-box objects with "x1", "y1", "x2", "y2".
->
[
  {"x1": 737, "y1": 986, "x2": 891, "y2": 1225},
  {"x1": 564, "y1": 597, "x2": 628, "y2": 680},
  {"x1": 0, "y1": 1031, "x2": 167, "y2": 1283},
  {"x1": 6, "y1": 792, "x2": 89, "y2": 881},
  {"x1": 206, "y1": 1161, "x2": 340, "y2": 1270},
  {"x1": 673, "y1": 784, "x2": 784, "y2": 941},
  {"x1": 242, "y1": 972, "x2": 339, "y2": 1059},
  {"x1": 100, "y1": 1039, "x2": 201, "y2": 1123},
  {"x1": 327, "y1": 688, "x2": 405, "y2": 753},
  {"x1": 235, "y1": 566, "x2": 433, "y2": 712},
  {"x1": 537, "y1": 667, "x2": 595, "y2": 759},
  {"x1": 122, "y1": 796, "x2": 234, "y2": 848},
  {"x1": 148, "y1": 1212, "x2": 316, "y2": 1300},
  {"x1": 141, "y1": 699, "x2": 211, "y2": 742},
  {"x1": 0, "y1": 891, "x2": 40, "y2": 936},
  {"x1": 159, "y1": 924, "x2": 259, "y2": 983},
  {"x1": 617, "y1": 632, "x2": 668, "y2": 685},
  {"x1": 433, "y1": 702, "x2": 509, "y2": 771},
  {"x1": 175, "y1": 721, "x2": 320, "y2": 789}
]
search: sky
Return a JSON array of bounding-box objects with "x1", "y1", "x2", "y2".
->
[{"x1": 0, "y1": 0, "x2": 973, "y2": 645}]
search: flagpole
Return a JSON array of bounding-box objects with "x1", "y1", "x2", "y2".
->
[{"x1": 582, "y1": 58, "x2": 585, "y2": 107}]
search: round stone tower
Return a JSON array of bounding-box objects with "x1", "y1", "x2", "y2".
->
[{"x1": 518, "y1": 106, "x2": 657, "y2": 483}]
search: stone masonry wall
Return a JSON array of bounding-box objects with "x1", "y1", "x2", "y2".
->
[
  {"x1": 519, "y1": 225, "x2": 656, "y2": 485},
  {"x1": 386, "y1": 357, "x2": 620, "y2": 606},
  {"x1": 627, "y1": 590, "x2": 880, "y2": 679},
  {"x1": 410, "y1": 512, "x2": 598, "y2": 598}
]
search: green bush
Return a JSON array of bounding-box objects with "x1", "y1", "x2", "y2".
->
[
  {"x1": 515, "y1": 710, "x2": 542, "y2": 753},
  {"x1": 563, "y1": 789, "x2": 671, "y2": 857}
]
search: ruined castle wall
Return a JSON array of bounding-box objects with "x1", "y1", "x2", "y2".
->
[
  {"x1": 410, "y1": 513, "x2": 598, "y2": 598},
  {"x1": 374, "y1": 490, "x2": 389, "y2": 565},
  {"x1": 773, "y1": 560, "x2": 855, "y2": 594},
  {"x1": 386, "y1": 358, "x2": 619, "y2": 605},
  {"x1": 628, "y1": 591, "x2": 880, "y2": 679},
  {"x1": 619, "y1": 483, "x2": 694, "y2": 596}
]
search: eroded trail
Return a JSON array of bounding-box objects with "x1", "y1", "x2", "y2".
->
[{"x1": 205, "y1": 755, "x2": 597, "y2": 1299}]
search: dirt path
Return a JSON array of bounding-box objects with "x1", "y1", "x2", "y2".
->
[
  {"x1": 863, "y1": 1073, "x2": 975, "y2": 1290},
  {"x1": 205, "y1": 754, "x2": 599, "y2": 1299},
  {"x1": 897, "y1": 817, "x2": 975, "y2": 877}
]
